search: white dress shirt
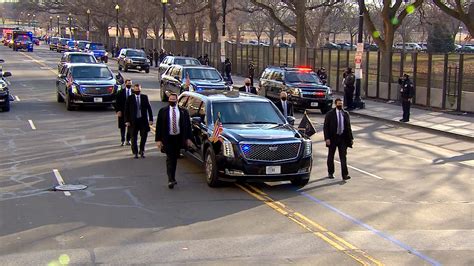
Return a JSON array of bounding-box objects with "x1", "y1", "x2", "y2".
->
[{"x1": 169, "y1": 106, "x2": 181, "y2": 135}]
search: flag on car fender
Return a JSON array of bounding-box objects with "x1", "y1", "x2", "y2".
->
[
  {"x1": 298, "y1": 112, "x2": 316, "y2": 138},
  {"x1": 210, "y1": 113, "x2": 223, "y2": 143}
]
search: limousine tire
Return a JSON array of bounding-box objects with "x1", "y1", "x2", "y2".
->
[
  {"x1": 205, "y1": 148, "x2": 220, "y2": 187},
  {"x1": 291, "y1": 177, "x2": 309, "y2": 187},
  {"x1": 57, "y1": 91, "x2": 64, "y2": 103}
]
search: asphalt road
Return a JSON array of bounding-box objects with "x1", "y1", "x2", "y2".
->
[{"x1": 0, "y1": 45, "x2": 473, "y2": 265}]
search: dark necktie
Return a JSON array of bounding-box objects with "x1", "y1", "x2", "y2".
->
[
  {"x1": 136, "y1": 96, "x2": 141, "y2": 119},
  {"x1": 337, "y1": 111, "x2": 343, "y2": 135},
  {"x1": 171, "y1": 107, "x2": 177, "y2": 134},
  {"x1": 283, "y1": 101, "x2": 287, "y2": 117}
]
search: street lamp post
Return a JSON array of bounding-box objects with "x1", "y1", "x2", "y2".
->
[
  {"x1": 86, "y1": 9, "x2": 91, "y2": 41},
  {"x1": 221, "y1": 0, "x2": 228, "y2": 72},
  {"x1": 27, "y1": 13, "x2": 31, "y2": 27},
  {"x1": 353, "y1": 0, "x2": 365, "y2": 109},
  {"x1": 459, "y1": 26, "x2": 463, "y2": 44},
  {"x1": 161, "y1": 0, "x2": 168, "y2": 50},
  {"x1": 32, "y1": 14, "x2": 36, "y2": 35},
  {"x1": 57, "y1": 15, "x2": 60, "y2": 37},
  {"x1": 49, "y1": 16, "x2": 53, "y2": 36},
  {"x1": 67, "y1": 13, "x2": 72, "y2": 39},
  {"x1": 115, "y1": 4, "x2": 120, "y2": 48}
]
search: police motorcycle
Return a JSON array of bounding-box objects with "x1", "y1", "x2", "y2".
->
[{"x1": 0, "y1": 59, "x2": 14, "y2": 112}]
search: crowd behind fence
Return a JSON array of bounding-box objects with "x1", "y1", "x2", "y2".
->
[{"x1": 105, "y1": 37, "x2": 474, "y2": 113}]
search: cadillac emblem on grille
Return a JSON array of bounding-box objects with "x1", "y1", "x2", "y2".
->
[{"x1": 269, "y1": 146, "x2": 278, "y2": 151}]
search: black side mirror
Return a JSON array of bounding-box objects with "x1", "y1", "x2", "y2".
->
[
  {"x1": 3, "y1": 72, "x2": 11, "y2": 77},
  {"x1": 0, "y1": 59, "x2": 5, "y2": 63},
  {"x1": 191, "y1": 116, "x2": 202, "y2": 125},
  {"x1": 287, "y1": 116, "x2": 295, "y2": 126}
]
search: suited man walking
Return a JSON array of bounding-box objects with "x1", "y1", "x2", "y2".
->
[
  {"x1": 115, "y1": 79, "x2": 133, "y2": 146},
  {"x1": 323, "y1": 98, "x2": 354, "y2": 181},
  {"x1": 124, "y1": 84, "x2": 154, "y2": 159},
  {"x1": 275, "y1": 91, "x2": 293, "y2": 117},
  {"x1": 239, "y1": 78, "x2": 257, "y2": 94},
  {"x1": 155, "y1": 93, "x2": 193, "y2": 189}
]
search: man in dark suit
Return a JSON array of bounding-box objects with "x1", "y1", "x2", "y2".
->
[
  {"x1": 323, "y1": 98, "x2": 354, "y2": 181},
  {"x1": 124, "y1": 84, "x2": 154, "y2": 159},
  {"x1": 398, "y1": 73, "x2": 415, "y2": 122},
  {"x1": 115, "y1": 79, "x2": 133, "y2": 146},
  {"x1": 155, "y1": 93, "x2": 193, "y2": 189},
  {"x1": 275, "y1": 91, "x2": 294, "y2": 117},
  {"x1": 239, "y1": 78, "x2": 257, "y2": 94}
]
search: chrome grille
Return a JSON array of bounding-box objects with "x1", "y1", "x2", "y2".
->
[
  {"x1": 81, "y1": 86, "x2": 111, "y2": 95},
  {"x1": 239, "y1": 142, "x2": 301, "y2": 162}
]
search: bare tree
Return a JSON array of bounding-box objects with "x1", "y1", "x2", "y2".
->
[
  {"x1": 247, "y1": 10, "x2": 267, "y2": 43},
  {"x1": 432, "y1": 0, "x2": 473, "y2": 38}
]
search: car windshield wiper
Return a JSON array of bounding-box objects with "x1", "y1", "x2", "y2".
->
[
  {"x1": 251, "y1": 121, "x2": 279, "y2": 124},
  {"x1": 222, "y1": 122, "x2": 244, "y2": 124}
]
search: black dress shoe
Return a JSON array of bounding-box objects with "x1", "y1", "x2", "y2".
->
[
  {"x1": 139, "y1": 151, "x2": 145, "y2": 158},
  {"x1": 168, "y1": 181, "x2": 177, "y2": 189},
  {"x1": 327, "y1": 174, "x2": 335, "y2": 179},
  {"x1": 126, "y1": 141, "x2": 131, "y2": 146},
  {"x1": 342, "y1": 175, "x2": 351, "y2": 180},
  {"x1": 399, "y1": 119, "x2": 408, "y2": 122},
  {"x1": 134, "y1": 154, "x2": 139, "y2": 159},
  {"x1": 121, "y1": 142, "x2": 124, "y2": 146}
]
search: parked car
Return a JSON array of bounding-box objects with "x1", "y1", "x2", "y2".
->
[
  {"x1": 178, "y1": 90, "x2": 312, "y2": 187},
  {"x1": 160, "y1": 65, "x2": 230, "y2": 101},
  {"x1": 322, "y1": 42, "x2": 341, "y2": 50},
  {"x1": 56, "y1": 63, "x2": 119, "y2": 110},
  {"x1": 57, "y1": 38, "x2": 71, "y2": 53},
  {"x1": 85, "y1": 42, "x2": 108, "y2": 63},
  {"x1": 393, "y1": 43, "x2": 422, "y2": 52},
  {"x1": 117, "y1": 48, "x2": 150, "y2": 73},
  {"x1": 57, "y1": 52, "x2": 98, "y2": 72},
  {"x1": 364, "y1": 43, "x2": 379, "y2": 51},
  {"x1": 275, "y1": 42, "x2": 290, "y2": 48},
  {"x1": 418, "y1": 43, "x2": 428, "y2": 52},
  {"x1": 337, "y1": 43, "x2": 356, "y2": 50},
  {"x1": 159, "y1": 56, "x2": 201, "y2": 75},
  {"x1": 456, "y1": 45, "x2": 474, "y2": 53},
  {"x1": 0, "y1": 61, "x2": 12, "y2": 112},
  {"x1": 49, "y1": 37, "x2": 60, "y2": 51},
  {"x1": 259, "y1": 66, "x2": 333, "y2": 114}
]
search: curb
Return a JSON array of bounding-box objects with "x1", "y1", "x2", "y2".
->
[{"x1": 351, "y1": 110, "x2": 474, "y2": 142}]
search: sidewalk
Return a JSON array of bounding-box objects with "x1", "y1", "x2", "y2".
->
[{"x1": 230, "y1": 75, "x2": 474, "y2": 140}]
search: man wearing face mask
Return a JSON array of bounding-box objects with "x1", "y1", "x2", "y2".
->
[
  {"x1": 115, "y1": 79, "x2": 133, "y2": 146},
  {"x1": 323, "y1": 98, "x2": 354, "y2": 181},
  {"x1": 124, "y1": 84, "x2": 154, "y2": 159},
  {"x1": 155, "y1": 93, "x2": 193, "y2": 189},
  {"x1": 238, "y1": 78, "x2": 257, "y2": 94},
  {"x1": 275, "y1": 91, "x2": 293, "y2": 117}
]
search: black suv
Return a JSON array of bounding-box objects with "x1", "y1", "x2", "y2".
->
[
  {"x1": 179, "y1": 91, "x2": 312, "y2": 187},
  {"x1": 259, "y1": 66, "x2": 333, "y2": 114},
  {"x1": 58, "y1": 52, "x2": 98, "y2": 72},
  {"x1": 0, "y1": 67, "x2": 12, "y2": 112},
  {"x1": 117, "y1": 49, "x2": 150, "y2": 73},
  {"x1": 160, "y1": 65, "x2": 230, "y2": 101},
  {"x1": 159, "y1": 56, "x2": 201, "y2": 75}
]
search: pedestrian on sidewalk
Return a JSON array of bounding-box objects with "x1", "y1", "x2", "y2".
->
[
  {"x1": 239, "y1": 78, "x2": 257, "y2": 94},
  {"x1": 115, "y1": 79, "x2": 133, "y2": 146},
  {"x1": 155, "y1": 93, "x2": 193, "y2": 189},
  {"x1": 203, "y1": 54, "x2": 210, "y2": 65},
  {"x1": 317, "y1": 67, "x2": 328, "y2": 85},
  {"x1": 343, "y1": 67, "x2": 355, "y2": 110},
  {"x1": 398, "y1": 74, "x2": 415, "y2": 122},
  {"x1": 124, "y1": 84, "x2": 154, "y2": 159},
  {"x1": 159, "y1": 49, "x2": 167, "y2": 63},
  {"x1": 147, "y1": 49, "x2": 154, "y2": 66},
  {"x1": 224, "y1": 58, "x2": 233, "y2": 84},
  {"x1": 323, "y1": 98, "x2": 354, "y2": 181},
  {"x1": 153, "y1": 48, "x2": 159, "y2": 67},
  {"x1": 248, "y1": 62, "x2": 255, "y2": 86}
]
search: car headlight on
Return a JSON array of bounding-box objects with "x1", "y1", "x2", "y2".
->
[
  {"x1": 126, "y1": 58, "x2": 132, "y2": 63},
  {"x1": 71, "y1": 84, "x2": 79, "y2": 94},
  {"x1": 105, "y1": 52, "x2": 109, "y2": 57},
  {"x1": 303, "y1": 139, "x2": 312, "y2": 157},
  {"x1": 327, "y1": 87, "x2": 332, "y2": 95},
  {"x1": 222, "y1": 139, "x2": 235, "y2": 158},
  {"x1": 0, "y1": 80, "x2": 7, "y2": 91},
  {"x1": 291, "y1": 87, "x2": 302, "y2": 97},
  {"x1": 147, "y1": 59, "x2": 151, "y2": 64}
]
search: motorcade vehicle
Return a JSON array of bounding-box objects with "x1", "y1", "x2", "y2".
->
[
  {"x1": 85, "y1": 42, "x2": 108, "y2": 63},
  {"x1": 12, "y1": 30, "x2": 34, "y2": 52},
  {"x1": 259, "y1": 66, "x2": 333, "y2": 114},
  {"x1": 178, "y1": 90, "x2": 312, "y2": 187},
  {"x1": 75, "y1": 40, "x2": 90, "y2": 52},
  {"x1": 57, "y1": 38, "x2": 71, "y2": 53},
  {"x1": 0, "y1": 59, "x2": 13, "y2": 112},
  {"x1": 159, "y1": 56, "x2": 201, "y2": 75},
  {"x1": 49, "y1": 37, "x2": 60, "y2": 51},
  {"x1": 65, "y1": 40, "x2": 77, "y2": 52},
  {"x1": 160, "y1": 65, "x2": 231, "y2": 101},
  {"x1": 117, "y1": 48, "x2": 150, "y2": 73},
  {"x1": 57, "y1": 52, "x2": 98, "y2": 72},
  {"x1": 56, "y1": 63, "x2": 119, "y2": 110}
]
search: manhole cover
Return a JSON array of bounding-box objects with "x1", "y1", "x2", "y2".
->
[{"x1": 54, "y1": 184, "x2": 88, "y2": 191}]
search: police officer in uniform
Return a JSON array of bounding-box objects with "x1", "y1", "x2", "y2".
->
[{"x1": 398, "y1": 74, "x2": 415, "y2": 122}]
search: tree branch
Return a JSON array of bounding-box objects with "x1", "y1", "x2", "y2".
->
[{"x1": 249, "y1": 0, "x2": 296, "y2": 37}]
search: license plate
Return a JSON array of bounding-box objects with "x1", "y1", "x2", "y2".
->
[
  {"x1": 266, "y1": 166, "x2": 281, "y2": 175},
  {"x1": 94, "y1": 97, "x2": 103, "y2": 103},
  {"x1": 311, "y1": 102, "x2": 319, "y2": 107},
  {"x1": 0, "y1": 99, "x2": 4, "y2": 102}
]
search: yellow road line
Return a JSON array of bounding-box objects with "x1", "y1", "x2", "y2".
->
[
  {"x1": 237, "y1": 183, "x2": 384, "y2": 266},
  {"x1": 20, "y1": 52, "x2": 57, "y2": 75}
]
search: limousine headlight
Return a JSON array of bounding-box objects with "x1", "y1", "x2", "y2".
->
[
  {"x1": 71, "y1": 84, "x2": 79, "y2": 94},
  {"x1": 222, "y1": 139, "x2": 234, "y2": 158},
  {"x1": 303, "y1": 139, "x2": 312, "y2": 157}
]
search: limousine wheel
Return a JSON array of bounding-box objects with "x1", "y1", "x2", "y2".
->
[
  {"x1": 291, "y1": 177, "x2": 309, "y2": 187},
  {"x1": 57, "y1": 91, "x2": 64, "y2": 103},
  {"x1": 205, "y1": 148, "x2": 220, "y2": 187}
]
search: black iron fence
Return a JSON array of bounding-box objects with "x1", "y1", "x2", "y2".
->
[{"x1": 106, "y1": 37, "x2": 474, "y2": 113}]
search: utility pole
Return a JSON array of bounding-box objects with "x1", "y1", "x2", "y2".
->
[{"x1": 353, "y1": 0, "x2": 365, "y2": 109}]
